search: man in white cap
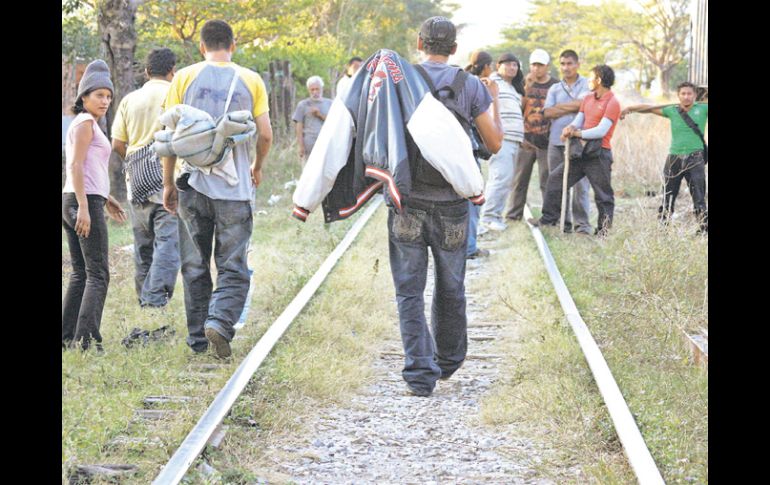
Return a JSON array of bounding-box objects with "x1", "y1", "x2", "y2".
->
[{"x1": 506, "y1": 48, "x2": 558, "y2": 224}]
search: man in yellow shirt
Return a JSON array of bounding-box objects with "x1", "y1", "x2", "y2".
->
[
  {"x1": 112, "y1": 48, "x2": 180, "y2": 308},
  {"x1": 161, "y1": 20, "x2": 273, "y2": 358}
]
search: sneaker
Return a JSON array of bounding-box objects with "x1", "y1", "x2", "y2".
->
[
  {"x1": 205, "y1": 327, "x2": 232, "y2": 359},
  {"x1": 484, "y1": 220, "x2": 508, "y2": 231},
  {"x1": 467, "y1": 248, "x2": 490, "y2": 260},
  {"x1": 405, "y1": 383, "x2": 432, "y2": 397}
]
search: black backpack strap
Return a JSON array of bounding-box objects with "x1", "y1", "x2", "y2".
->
[
  {"x1": 676, "y1": 106, "x2": 708, "y2": 152},
  {"x1": 413, "y1": 64, "x2": 438, "y2": 95},
  {"x1": 441, "y1": 69, "x2": 468, "y2": 99}
]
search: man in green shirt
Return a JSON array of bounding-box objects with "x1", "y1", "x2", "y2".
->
[{"x1": 622, "y1": 81, "x2": 708, "y2": 233}]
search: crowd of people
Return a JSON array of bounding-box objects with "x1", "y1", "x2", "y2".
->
[{"x1": 63, "y1": 16, "x2": 707, "y2": 398}]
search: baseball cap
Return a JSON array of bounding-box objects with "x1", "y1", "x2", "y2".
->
[
  {"x1": 497, "y1": 52, "x2": 519, "y2": 65},
  {"x1": 419, "y1": 16, "x2": 456, "y2": 45},
  {"x1": 529, "y1": 48, "x2": 550, "y2": 65}
]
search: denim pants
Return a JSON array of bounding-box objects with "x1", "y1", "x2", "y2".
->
[
  {"x1": 388, "y1": 198, "x2": 469, "y2": 394},
  {"x1": 541, "y1": 148, "x2": 615, "y2": 233},
  {"x1": 506, "y1": 141, "x2": 550, "y2": 220},
  {"x1": 548, "y1": 144, "x2": 592, "y2": 233},
  {"x1": 466, "y1": 201, "x2": 481, "y2": 256},
  {"x1": 177, "y1": 187, "x2": 252, "y2": 352},
  {"x1": 62, "y1": 193, "x2": 109, "y2": 349},
  {"x1": 480, "y1": 140, "x2": 519, "y2": 225},
  {"x1": 128, "y1": 199, "x2": 180, "y2": 307},
  {"x1": 658, "y1": 150, "x2": 708, "y2": 230}
]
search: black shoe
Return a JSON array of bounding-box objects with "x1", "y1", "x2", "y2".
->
[
  {"x1": 467, "y1": 248, "x2": 490, "y2": 260},
  {"x1": 527, "y1": 217, "x2": 541, "y2": 227},
  {"x1": 205, "y1": 328, "x2": 232, "y2": 359},
  {"x1": 405, "y1": 383, "x2": 432, "y2": 397}
]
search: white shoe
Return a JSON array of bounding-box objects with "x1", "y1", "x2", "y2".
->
[{"x1": 484, "y1": 220, "x2": 508, "y2": 231}]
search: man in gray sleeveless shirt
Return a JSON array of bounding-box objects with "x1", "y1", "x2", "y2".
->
[{"x1": 161, "y1": 20, "x2": 273, "y2": 358}]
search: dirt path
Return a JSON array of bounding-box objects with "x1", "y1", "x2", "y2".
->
[{"x1": 251, "y1": 247, "x2": 557, "y2": 484}]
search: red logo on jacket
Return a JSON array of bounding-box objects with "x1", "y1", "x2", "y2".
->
[{"x1": 367, "y1": 53, "x2": 404, "y2": 102}]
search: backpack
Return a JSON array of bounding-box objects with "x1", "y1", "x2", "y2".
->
[{"x1": 411, "y1": 65, "x2": 488, "y2": 187}]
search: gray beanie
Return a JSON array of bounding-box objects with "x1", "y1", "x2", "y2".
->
[{"x1": 77, "y1": 59, "x2": 114, "y2": 100}]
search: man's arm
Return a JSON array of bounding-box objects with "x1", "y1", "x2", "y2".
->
[
  {"x1": 544, "y1": 99, "x2": 582, "y2": 119},
  {"x1": 112, "y1": 139, "x2": 127, "y2": 160},
  {"x1": 161, "y1": 155, "x2": 178, "y2": 215},
  {"x1": 295, "y1": 121, "x2": 305, "y2": 158},
  {"x1": 476, "y1": 78, "x2": 503, "y2": 154},
  {"x1": 620, "y1": 103, "x2": 669, "y2": 119},
  {"x1": 252, "y1": 112, "x2": 273, "y2": 188},
  {"x1": 310, "y1": 106, "x2": 326, "y2": 121}
]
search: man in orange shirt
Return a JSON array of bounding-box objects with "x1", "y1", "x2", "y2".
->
[{"x1": 529, "y1": 65, "x2": 620, "y2": 236}]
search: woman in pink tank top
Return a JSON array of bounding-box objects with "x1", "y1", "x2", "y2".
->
[{"x1": 62, "y1": 59, "x2": 127, "y2": 351}]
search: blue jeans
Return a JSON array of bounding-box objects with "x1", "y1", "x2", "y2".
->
[
  {"x1": 62, "y1": 193, "x2": 109, "y2": 349},
  {"x1": 177, "y1": 188, "x2": 252, "y2": 352},
  {"x1": 466, "y1": 201, "x2": 481, "y2": 256},
  {"x1": 481, "y1": 140, "x2": 519, "y2": 225},
  {"x1": 388, "y1": 198, "x2": 469, "y2": 394},
  {"x1": 128, "y1": 199, "x2": 180, "y2": 307}
]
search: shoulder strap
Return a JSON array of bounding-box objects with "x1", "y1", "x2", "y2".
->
[
  {"x1": 412, "y1": 64, "x2": 468, "y2": 99},
  {"x1": 443, "y1": 69, "x2": 468, "y2": 99},
  {"x1": 560, "y1": 80, "x2": 573, "y2": 99},
  {"x1": 676, "y1": 106, "x2": 707, "y2": 148},
  {"x1": 412, "y1": 64, "x2": 437, "y2": 95},
  {"x1": 223, "y1": 67, "x2": 240, "y2": 116}
]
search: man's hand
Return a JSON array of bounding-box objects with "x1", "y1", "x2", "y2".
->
[
  {"x1": 620, "y1": 107, "x2": 632, "y2": 120},
  {"x1": 310, "y1": 106, "x2": 323, "y2": 119},
  {"x1": 561, "y1": 125, "x2": 576, "y2": 141},
  {"x1": 105, "y1": 197, "x2": 127, "y2": 223},
  {"x1": 163, "y1": 183, "x2": 178, "y2": 215},
  {"x1": 481, "y1": 77, "x2": 499, "y2": 98},
  {"x1": 251, "y1": 165, "x2": 263, "y2": 188}
]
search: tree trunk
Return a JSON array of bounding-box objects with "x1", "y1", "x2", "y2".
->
[
  {"x1": 658, "y1": 65, "x2": 674, "y2": 94},
  {"x1": 97, "y1": 0, "x2": 139, "y2": 203}
]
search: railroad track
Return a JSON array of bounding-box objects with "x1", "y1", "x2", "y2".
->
[{"x1": 72, "y1": 198, "x2": 685, "y2": 484}]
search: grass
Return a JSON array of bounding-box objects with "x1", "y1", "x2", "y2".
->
[
  {"x1": 63, "y1": 109, "x2": 708, "y2": 483},
  {"x1": 477, "y1": 112, "x2": 708, "y2": 483},
  {"x1": 61, "y1": 137, "x2": 386, "y2": 483},
  {"x1": 190, "y1": 207, "x2": 398, "y2": 483}
]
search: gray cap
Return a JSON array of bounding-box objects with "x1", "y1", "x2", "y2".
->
[
  {"x1": 77, "y1": 59, "x2": 114, "y2": 100},
  {"x1": 419, "y1": 16, "x2": 456, "y2": 45}
]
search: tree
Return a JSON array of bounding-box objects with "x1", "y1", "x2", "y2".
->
[
  {"x1": 489, "y1": 0, "x2": 690, "y2": 93},
  {"x1": 96, "y1": 0, "x2": 141, "y2": 134},
  {"x1": 596, "y1": 0, "x2": 690, "y2": 92},
  {"x1": 491, "y1": 0, "x2": 618, "y2": 79}
]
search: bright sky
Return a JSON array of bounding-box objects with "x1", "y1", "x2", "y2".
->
[{"x1": 448, "y1": 0, "x2": 643, "y2": 66}]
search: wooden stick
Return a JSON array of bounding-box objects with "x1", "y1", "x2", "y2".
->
[{"x1": 560, "y1": 137, "x2": 571, "y2": 233}]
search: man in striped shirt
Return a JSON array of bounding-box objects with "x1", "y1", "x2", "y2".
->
[{"x1": 479, "y1": 52, "x2": 524, "y2": 231}]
